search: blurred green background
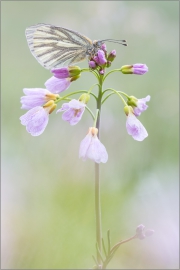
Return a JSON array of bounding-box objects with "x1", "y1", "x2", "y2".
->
[{"x1": 1, "y1": 1, "x2": 179, "y2": 269}]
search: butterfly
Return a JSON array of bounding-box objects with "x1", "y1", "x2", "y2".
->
[{"x1": 25, "y1": 23, "x2": 127, "y2": 70}]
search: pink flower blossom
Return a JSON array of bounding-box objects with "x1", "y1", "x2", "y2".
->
[
  {"x1": 94, "y1": 50, "x2": 107, "y2": 66},
  {"x1": 20, "y1": 106, "x2": 50, "y2": 136},
  {"x1": 20, "y1": 88, "x2": 59, "y2": 110},
  {"x1": 20, "y1": 101, "x2": 56, "y2": 136},
  {"x1": 57, "y1": 99, "x2": 86, "y2": 125},
  {"x1": 45, "y1": 76, "x2": 71, "y2": 94},
  {"x1": 79, "y1": 127, "x2": 108, "y2": 163},
  {"x1": 126, "y1": 113, "x2": 148, "y2": 141},
  {"x1": 51, "y1": 66, "x2": 81, "y2": 79},
  {"x1": 120, "y1": 64, "x2": 148, "y2": 75},
  {"x1": 133, "y1": 95, "x2": 151, "y2": 116},
  {"x1": 132, "y1": 63, "x2": 148, "y2": 75}
]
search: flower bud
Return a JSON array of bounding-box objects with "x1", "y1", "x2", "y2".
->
[
  {"x1": 101, "y1": 43, "x2": 107, "y2": 52},
  {"x1": 107, "y1": 50, "x2": 116, "y2": 62},
  {"x1": 120, "y1": 64, "x2": 148, "y2": 75},
  {"x1": 127, "y1": 96, "x2": 138, "y2": 107},
  {"x1": 51, "y1": 66, "x2": 81, "y2": 79},
  {"x1": 79, "y1": 93, "x2": 90, "y2": 104},
  {"x1": 89, "y1": 61, "x2": 97, "y2": 69},
  {"x1": 99, "y1": 69, "x2": 105, "y2": 75}
]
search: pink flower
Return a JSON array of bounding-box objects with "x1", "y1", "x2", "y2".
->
[
  {"x1": 89, "y1": 61, "x2": 97, "y2": 69},
  {"x1": 45, "y1": 76, "x2": 71, "y2": 94},
  {"x1": 120, "y1": 64, "x2": 148, "y2": 75},
  {"x1": 94, "y1": 50, "x2": 107, "y2": 66},
  {"x1": 79, "y1": 127, "x2": 108, "y2": 163},
  {"x1": 132, "y1": 64, "x2": 148, "y2": 75},
  {"x1": 20, "y1": 101, "x2": 56, "y2": 136},
  {"x1": 20, "y1": 88, "x2": 59, "y2": 110},
  {"x1": 126, "y1": 113, "x2": 148, "y2": 141},
  {"x1": 133, "y1": 95, "x2": 151, "y2": 116},
  {"x1": 57, "y1": 99, "x2": 86, "y2": 125},
  {"x1": 51, "y1": 66, "x2": 81, "y2": 79}
]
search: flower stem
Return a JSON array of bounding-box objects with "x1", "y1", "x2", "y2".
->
[{"x1": 95, "y1": 75, "x2": 103, "y2": 266}]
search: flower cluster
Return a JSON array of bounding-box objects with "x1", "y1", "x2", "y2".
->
[{"x1": 20, "y1": 44, "x2": 150, "y2": 163}]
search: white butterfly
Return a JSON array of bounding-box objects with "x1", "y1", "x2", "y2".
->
[{"x1": 25, "y1": 23, "x2": 127, "y2": 69}]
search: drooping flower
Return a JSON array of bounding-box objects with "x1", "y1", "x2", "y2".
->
[
  {"x1": 51, "y1": 66, "x2": 81, "y2": 79},
  {"x1": 133, "y1": 95, "x2": 150, "y2": 116},
  {"x1": 120, "y1": 64, "x2": 148, "y2": 75},
  {"x1": 124, "y1": 106, "x2": 148, "y2": 141},
  {"x1": 20, "y1": 101, "x2": 56, "y2": 136},
  {"x1": 56, "y1": 99, "x2": 86, "y2": 126},
  {"x1": 126, "y1": 113, "x2": 148, "y2": 141},
  {"x1": 127, "y1": 95, "x2": 151, "y2": 116},
  {"x1": 79, "y1": 127, "x2": 108, "y2": 163},
  {"x1": 20, "y1": 88, "x2": 59, "y2": 110},
  {"x1": 44, "y1": 76, "x2": 71, "y2": 94}
]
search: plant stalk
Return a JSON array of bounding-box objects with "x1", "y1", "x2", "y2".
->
[{"x1": 95, "y1": 75, "x2": 103, "y2": 266}]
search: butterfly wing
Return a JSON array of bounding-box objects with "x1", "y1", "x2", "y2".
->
[{"x1": 25, "y1": 23, "x2": 93, "y2": 69}]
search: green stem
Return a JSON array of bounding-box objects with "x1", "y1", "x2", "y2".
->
[
  {"x1": 103, "y1": 68, "x2": 121, "y2": 82},
  {"x1": 95, "y1": 75, "x2": 103, "y2": 266},
  {"x1": 102, "y1": 88, "x2": 127, "y2": 106}
]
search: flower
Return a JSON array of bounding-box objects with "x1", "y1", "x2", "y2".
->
[
  {"x1": 56, "y1": 99, "x2": 86, "y2": 126},
  {"x1": 124, "y1": 106, "x2": 148, "y2": 141},
  {"x1": 120, "y1": 64, "x2": 148, "y2": 75},
  {"x1": 136, "y1": 224, "x2": 154, "y2": 240},
  {"x1": 127, "y1": 95, "x2": 151, "y2": 116},
  {"x1": 94, "y1": 49, "x2": 107, "y2": 66},
  {"x1": 20, "y1": 88, "x2": 59, "y2": 110},
  {"x1": 20, "y1": 101, "x2": 56, "y2": 136},
  {"x1": 45, "y1": 76, "x2": 71, "y2": 94},
  {"x1": 133, "y1": 95, "x2": 151, "y2": 116},
  {"x1": 79, "y1": 127, "x2": 108, "y2": 163},
  {"x1": 132, "y1": 64, "x2": 148, "y2": 75},
  {"x1": 51, "y1": 66, "x2": 81, "y2": 79},
  {"x1": 126, "y1": 112, "x2": 148, "y2": 141}
]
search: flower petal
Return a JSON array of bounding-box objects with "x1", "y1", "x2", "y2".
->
[{"x1": 126, "y1": 114, "x2": 148, "y2": 141}]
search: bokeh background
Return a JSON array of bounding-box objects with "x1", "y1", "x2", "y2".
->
[{"x1": 1, "y1": 1, "x2": 179, "y2": 269}]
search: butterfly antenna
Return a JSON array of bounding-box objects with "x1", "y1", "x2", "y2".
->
[{"x1": 100, "y1": 39, "x2": 128, "y2": 46}]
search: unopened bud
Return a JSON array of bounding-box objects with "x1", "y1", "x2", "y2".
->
[
  {"x1": 79, "y1": 93, "x2": 90, "y2": 104},
  {"x1": 89, "y1": 61, "x2": 97, "y2": 69},
  {"x1": 99, "y1": 69, "x2": 105, "y2": 75},
  {"x1": 107, "y1": 50, "x2": 116, "y2": 62}
]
